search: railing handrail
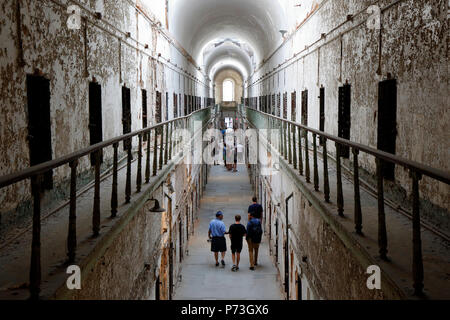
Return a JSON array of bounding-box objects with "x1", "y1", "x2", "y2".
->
[
  {"x1": 0, "y1": 107, "x2": 212, "y2": 189},
  {"x1": 246, "y1": 107, "x2": 450, "y2": 185}
]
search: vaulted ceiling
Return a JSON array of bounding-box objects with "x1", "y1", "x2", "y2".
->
[{"x1": 169, "y1": 0, "x2": 290, "y2": 79}]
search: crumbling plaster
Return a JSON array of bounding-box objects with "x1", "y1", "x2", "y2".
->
[
  {"x1": 0, "y1": 0, "x2": 210, "y2": 227},
  {"x1": 247, "y1": 0, "x2": 449, "y2": 210}
]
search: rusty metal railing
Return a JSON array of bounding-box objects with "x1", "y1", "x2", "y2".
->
[
  {"x1": 244, "y1": 106, "x2": 450, "y2": 297},
  {"x1": 0, "y1": 106, "x2": 212, "y2": 299}
]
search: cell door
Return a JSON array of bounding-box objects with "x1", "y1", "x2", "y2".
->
[
  {"x1": 142, "y1": 89, "x2": 148, "y2": 128},
  {"x1": 296, "y1": 271, "x2": 302, "y2": 300},
  {"x1": 122, "y1": 86, "x2": 132, "y2": 150},
  {"x1": 155, "y1": 275, "x2": 160, "y2": 300},
  {"x1": 262, "y1": 96, "x2": 264, "y2": 113},
  {"x1": 186, "y1": 206, "x2": 189, "y2": 241},
  {"x1": 26, "y1": 75, "x2": 53, "y2": 190},
  {"x1": 291, "y1": 92, "x2": 297, "y2": 122},
  {"x1": 283, "y1": 92, "x2": 288, "y2": 119},
  {"x1": 378, "y1": 79, "x2": 397, "y2": 180},
  {"x1": 268, "y1": 203, "x2": 272, "y2": 241},
  {"x1": 338, "y1": 84, "x2": 351, "y2": 158},
  {"x1": 156, "y1": 91, "x2": 162, "y2": 123},
  {"x1": 275, "y1": 219, "x2": 279, "y2": 263},
  {"x1": 319, "y1": 87, "x2": 325, "y2": 145},
  {"x1": 165, "y1": 92, "x2": 169, "y2": 121},
  {"x1": 179, "y1": 217, "x2": 183, "y2": 262},
  {"x1": 277, "y1": 93, "x2": 281, "y2": 117},
  {"x1": 192, "y1": 190, "x2": 195, "y2": 214},
  {"x1": 89, "y1": 82, "x2": 103, "y2": 165},
  {"x1": 272, "y1": 95, "x2": 276, "y2": 115},
  {"x1": 301, "y1": 90, "x2": 308, "y2": 127},
  {"x1": 169, "y1": 242, "x2": 173, "y2": 300},
  {"x1": 284, "y1": 236, "x2": 289, "y2": 299},
  {"x1": 173, "y1": 93, "x2": 178, "y2": 118},
  {"x1": 160, "y1": 248, "x2": 169, "y2": 300}
]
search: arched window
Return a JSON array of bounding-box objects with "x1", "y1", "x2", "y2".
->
[{"x1": 223, "y1": 79, "x2": 234, "y2": 101}]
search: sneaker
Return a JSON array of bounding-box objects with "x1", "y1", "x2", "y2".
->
[
  {"x1": 231, "y1": 265, "x2": 237, "y2": 272},
  {"x1": 249, "y1": 267, "x2": 255, "y2": 271},
  {"x1": 215, "y1": 262, "x2": 220, "y2": 267},
  {"x1": 221, "y1": 260, "x2": 225, "y2": 266},
  {"x1": 236, "y1": 266, "x2": 239, "y2": 271},
  {"x1": 255, "y1": 263, "x2": 258, "y2": 266}
]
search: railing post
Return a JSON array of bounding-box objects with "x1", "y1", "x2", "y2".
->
[
  {"x1": 67, "y1": 160, "x2": 78, "y2": 263},
  {"x1": 145, "y1": 132, "x2": 151, "y2": 183},
  {"x1": 164, "y1": 123, "x2": 169, "y2": 165},
  {"x1": 292, "y1": 124, "x2": 297, "y2": 170},
  {"x1": 279, "y1": 120, "x2": 283, "y2": 157},
  {"x1": 353, "y1": 148, "x2": 363, "y2": 235},
  {"x1": 336, "y1": 143, "x2": 344, "y2": 217},
  {"x1": 376, "y1": 158, "x2": 388, "y2": 261},
  {"x1": 30, "y1": 174, "x2": 42, "y2": 300},
  {"x1": 177, "y1": 120, "x2": 181, "y2": 154},
  {"x1": 124, "y1": 142, "x2": 132, "y2": 204},
  {"x1": 173, "y1": 121, "x2": 178, "y2": 154},
  {"x1": 93, "y1": 150, "x2": 101, "y2": 236},
  {"x1": 288, "y1": 123, "x2": 292, "y2": 165},
  {"x1": 305, "y1": 132, "x2": 310, "y2": 183},
  {"x1": 298, "y1": 127, "x2": 303, "y2": 175},
  {"x1": 137, "y1": 134, "x2": 142, "y2": 193},
  {"x1": 283, "y1": 121, "x2": 288, "y2": 161},
  {"x1": 411, "y1": 170, "x2": 424, "y2": 296},
  {"x1": 159, "y1": 125, "x2": 164, "y2": 170},
  {"x1": 268, "y1": 118, "x2": 272, "y2": 145},
  {"x1": 313, "y1": 133, "x2": 319, "y2": 191},
  {"x1": 323, "y1": 138, "x2": 330, "y2": 203},
  {"x1": 153, "y1": 128, "x2": 158, "y2": 176},
  {"x1": 169, "y1": 122, "x2": 173, "y2": 161}
]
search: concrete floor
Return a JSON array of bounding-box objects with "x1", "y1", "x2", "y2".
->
[{"x1": 173, "y1": 164, "x2": 284, "y2": 300}]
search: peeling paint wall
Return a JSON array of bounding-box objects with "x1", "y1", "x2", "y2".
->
[
  {"x1": 65, "y1": 162, "x2": 206, "y2": 300},
  {"x1": 247, "y1": 0, "x2": 449, "y2": 211},
  {"x1": 0, "y1": 0, "x2": 211, "y2": 229},
  {"x1": 250, "y1": 164, "x2": 404, "y2": 300}
]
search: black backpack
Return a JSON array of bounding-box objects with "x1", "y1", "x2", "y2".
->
[{"x1": 249, "y1": 220, "x2": 263, "y2": 243}]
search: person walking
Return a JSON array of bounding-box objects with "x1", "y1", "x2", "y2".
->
[
  {"x1": 208, "y1": 211, "x2": 227, "y2": 267},
  {"x1": 228, "y1": 215, "x2": 247, "y2": 271},
  {"x1": 248, "y1": 196, "x2": 263, "y2": 223},
  {"x1": 246, "y1": 212, "x2": 263, "y2": 270}
]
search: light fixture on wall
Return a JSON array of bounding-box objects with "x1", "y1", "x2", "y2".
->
[
  {"x1": 279, "y1": 30, "x2": 288, "y2": 38},
  {"x1": 147, "y1": 198, "x2": 166, "y2": 213}
]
